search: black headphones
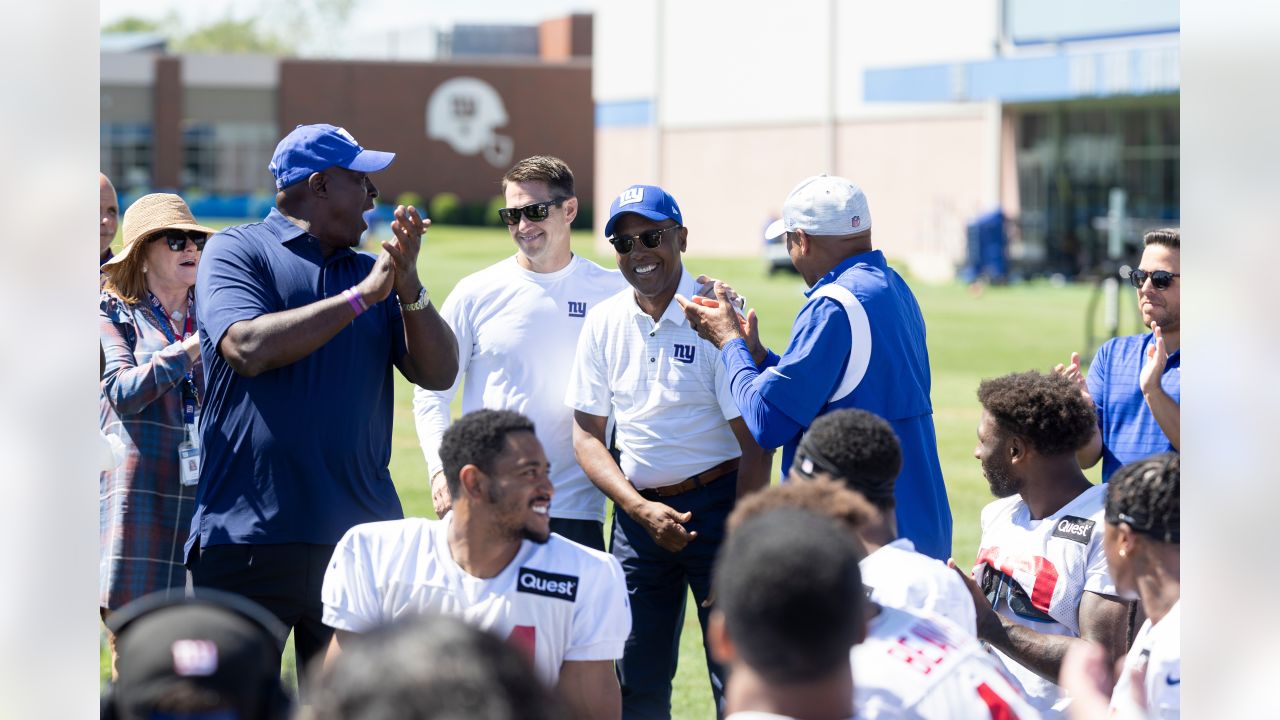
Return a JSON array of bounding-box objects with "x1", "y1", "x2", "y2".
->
[{"x1": 102, "y1": 589, "x2": 293, "y2": 720}]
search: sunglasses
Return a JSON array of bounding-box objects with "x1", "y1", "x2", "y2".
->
[
  {"x1": 150, "y1": 229, "x2": 208, "y2": 252},
  {"x1": 608, "y1": 225, "x2": 681, "y2": 255},
  {"x1": 498, "y1": 198, "x2": 567, "y2": 226},
  {"x1": 1126, "y1": 268, "x2": 1179, "y2": 290}
]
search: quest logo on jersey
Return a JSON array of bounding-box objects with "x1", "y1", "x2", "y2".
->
[
  {"x1": 1051, "y1": 515, "x2": 1096, "y2": 545},
  {"x1": 517, "y1": 567, "x2": 579, "y2": 602}
]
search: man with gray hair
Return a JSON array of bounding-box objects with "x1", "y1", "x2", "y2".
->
[{"x1": 679, "y1": 174, "x2": 952, "y2": 561}]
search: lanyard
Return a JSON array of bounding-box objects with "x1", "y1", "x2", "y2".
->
[{"x1": 146, "y1": 290, "x2": 199, "y2": 424}]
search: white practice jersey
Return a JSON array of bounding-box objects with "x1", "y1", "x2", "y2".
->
[
  {"x1": 861, "y1": 537, "x2": 978, "y2": 636},
  {"x1": 413, "y1": 255, "x2": 627, "y2": 522},
  {"x1": 321, "y1": 516, "x2": 632, "y2": 685},
  {"x1": 1110, "y1": 601, "x2": 1179, "y2": 719},
  {"x1": 854, "y1": 605, "x2": 1040, "y2": 719},
  {"x1": 972, "y1": 484, "x2": 1117, "y2": 717}
]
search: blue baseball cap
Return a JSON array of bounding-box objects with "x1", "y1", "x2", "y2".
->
[
  {"x1": 268, "y1": 123, "x2": 396, "y2": 190},
  {"x1": 604, "y1": 184, "x2": 683, "y2": 237}
]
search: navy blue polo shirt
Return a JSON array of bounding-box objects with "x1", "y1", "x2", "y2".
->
[
  {"x1": 1086, "y1": 333, "x2": 1180, "y2": 480},
  {"x1": 187, "y1": 208, "x2": 406, "y2": 559}
]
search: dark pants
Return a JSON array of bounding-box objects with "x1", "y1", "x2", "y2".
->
[
  {"x1": 188, "y1": 542, "x2": 334, "y2": 694},
  {"x1": 611, "y1": 471, "x2": 735, "y2": 720},
  {"x1": 550, "y1": 517, "x2": 606, "y2": 552}
]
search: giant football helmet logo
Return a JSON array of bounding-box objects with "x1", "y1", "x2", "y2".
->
[{"x1": 426, "y1": 77, "x2": 514, "y2": 168}]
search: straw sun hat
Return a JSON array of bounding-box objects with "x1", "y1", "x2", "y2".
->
[{"x1": 103, "y1": 193, "x2": 216, "y2": 267}]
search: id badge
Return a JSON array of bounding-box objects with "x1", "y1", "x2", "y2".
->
[
  {"x1": 185, "y1": 423, "x2": 200, "y2": 452},
  {"x1": 178, "y1": 441, "x2": 201, "y2": 486}
]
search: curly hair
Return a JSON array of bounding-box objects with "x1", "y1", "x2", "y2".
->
[
  {"x1": 727, "y1": 477, "x2": 877, "y2": 546},
  {"x1": 439, "y1": 410, "x2": 537, "y2": 500},
  {"x1": 1105, "y1": 452, "x2": 1179, "y2": 544},
  {"x1": 976, "y1": 370, "x2": 1097, "y2": 456},
  {"x1": 795, "y1": 409, "x2": 901, "y2": 510},
  {"x1": 501, "y1": 156, "x2": 575, "y2": 199}
]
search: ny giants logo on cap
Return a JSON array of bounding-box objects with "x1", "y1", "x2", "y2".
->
[
  {"x1": 171, "y1": 639, "x2": 219, "y2": 677},
  {"x1": 517, "y1": 567, "x2": 579, "y2": 602},
  {"x1": 1051, "y1": 515, "x2": 1096, "y2": 545},
  {"x1": 617, "y1": 187, "x2": 645, "y2": 206}
]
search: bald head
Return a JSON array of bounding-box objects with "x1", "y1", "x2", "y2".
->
[{"x1": 100, "y1": 173, "x2": 119, "y2": 259}]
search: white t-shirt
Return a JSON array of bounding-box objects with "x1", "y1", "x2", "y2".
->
[
  {"x1": 414, "y1": 255, "x2": 627, "y2": 522},
  {"x1": 853, "y1": 605, "x2": 1039, "y2": 719},
  {"x1": 321, "y1": 515, "x2": 632, "y2": 685},
  {"x1": 565, "y1": 270, "x2": 742, "y2": 489},
  {"x1": 860, "y1": 537, "x2": 978, "y2": 636},
  {"x1": 972, "y1": 484, "x2": 1116, "y2": 717},
  {"x1": 1110, "y1": 600, "x2": 1179, "y2": 719}
]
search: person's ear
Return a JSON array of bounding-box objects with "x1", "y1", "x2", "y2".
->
[
  {"x1": 458, "y1": 464, "x2": 486, "y2": 501},
  {"x1": 706, "y1": 610, "x2": 735, "y2": 665},
  {"x1": 308, "y1": 172, "x2": 327, "y2": 198},
  {"x1": 794, "y1": 229, "x2": 812, "y2": 256},
  {"x1": 1008, "y1": 435, "x2": 1025, "y2": 464},
  {"x1": 677, "y1": 226, "x2": 688, "y2": 253},
  {"x1": 562, "y1": 196, "x2": 578, "y2": 224}
]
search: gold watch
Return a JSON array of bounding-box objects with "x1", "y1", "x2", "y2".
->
[{"x1": 401, "y1": 286, "x2": 431, "y2": 312}]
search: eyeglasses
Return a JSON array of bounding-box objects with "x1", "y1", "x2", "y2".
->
[
  {"x1": 608, "y1": 225, "x2": 681, "y2": 255},
  {"x1": 150, "y1": 229, "x2": 208, "y2": 252},
  {"x1": 498, "y1": 198, "x2": 567, "y2": 226},
  {"x1": 1126, "y1": 268, "x2": 1179, "y2": 290}
]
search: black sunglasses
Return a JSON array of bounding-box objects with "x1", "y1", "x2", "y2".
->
[
  {"x1": 1126, "y1": 268, "x2": 1179, "y2": 290},
  {"x1": 498, "y1": 198, "x2": 567, "y2": 226},
  {"x1": 150, "y1": 229, "x2": 208, "y2": 252},
  {"x1": 608, "y1": 225, "x2": 681, "y2": 255}
]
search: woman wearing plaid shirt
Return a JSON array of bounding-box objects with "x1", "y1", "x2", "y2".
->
[{"x1": 99, "y1": 194, "x2": 214, "y2": 651}]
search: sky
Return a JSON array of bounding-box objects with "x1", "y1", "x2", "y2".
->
[{"x1": 100, "y1": 0, "x2": 601, "y2": 58}]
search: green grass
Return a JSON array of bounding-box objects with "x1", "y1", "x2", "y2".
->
[{"x1": 104, "y1": 223, "x2": 1109, "y2": 718}]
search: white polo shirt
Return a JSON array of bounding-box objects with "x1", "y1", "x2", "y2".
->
[
  {"x1": 414, "y1": 255, "x2": 627, "y2": 522},
  {"x1": 566, "y1": 270, "x2": 741, "y2": 490}
]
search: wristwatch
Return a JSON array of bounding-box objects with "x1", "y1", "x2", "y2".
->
[{"x1": 400, "y1": 285, "x2": 431, "y2": 312}]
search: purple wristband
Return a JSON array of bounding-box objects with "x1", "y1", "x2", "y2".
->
[{"x1": 342, "y1": 288, "x2": 368, "y2": 317}]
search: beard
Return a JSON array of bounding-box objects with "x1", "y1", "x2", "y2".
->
[{"x1": 982, "y1": 455, "x2": 1021, "y2": 499}]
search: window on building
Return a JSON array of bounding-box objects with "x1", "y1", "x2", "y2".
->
[{"x1": 100, "y1": 123, "x2": 153, "y2": 194}]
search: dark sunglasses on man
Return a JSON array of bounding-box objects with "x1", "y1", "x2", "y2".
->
[
  {"x1": 608, "y1": 225, "x2": 682, "y2": 255},
  {"x1": 498, "y1": 198, "x2": 568, "y2": 226},
  {"x1": 1125, "y1": 268, "x2": 1180, "y2": 290},
  {"x1": 151, "y1": 229, "x2": 209, "y2": 252}
]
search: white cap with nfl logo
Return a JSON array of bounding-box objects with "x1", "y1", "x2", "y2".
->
[{"x1": 764, "y1": 174, "x2": 872, "y2": 241}]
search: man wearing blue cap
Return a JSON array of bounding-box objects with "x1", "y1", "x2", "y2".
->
[
  {"x1": 678, "y1": 175, "x2": 952, "y2": 562},
  {"x1": 567, "y1": 184, "x2": 770, "y2": 719},
  {"x1": 186, "y1": 123, "x2": 458, "y2": 682}
]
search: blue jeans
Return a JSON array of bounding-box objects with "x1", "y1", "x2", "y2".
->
[{"x1": 610, "y1": 470, "x2": 735, "y2": 720}]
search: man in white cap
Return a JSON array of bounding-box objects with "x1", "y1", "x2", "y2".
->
[
  {"x1": 678, "y1": 175, "x2": 952, "y2": 561},
  {"x1": 187, "y1": 123, "x2": 458, "y2": 684}
]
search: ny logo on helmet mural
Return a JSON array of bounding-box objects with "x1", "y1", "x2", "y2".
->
[{"x1": 426, "y1": 77, "x2": 514, "y2": 168}]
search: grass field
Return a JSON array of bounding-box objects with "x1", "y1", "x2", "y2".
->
[{"x1": 103, "y1": 222, "x2": 1119, "y2": 717}]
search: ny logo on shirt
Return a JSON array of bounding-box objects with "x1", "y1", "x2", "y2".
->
[
  {"x1": 673, "y1": 344, "x2": 696, "y2": 364},
  {"x1": 567, "y1": 301, "x2": 587, "y2": 318}
]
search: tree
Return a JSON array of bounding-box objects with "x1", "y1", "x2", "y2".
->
[
  {"x1": 101, "y1": 16, "x2": 163, "y2": 34},
  {"x1": 172, "y1": 16, "x2": 294, "y2": 55}
]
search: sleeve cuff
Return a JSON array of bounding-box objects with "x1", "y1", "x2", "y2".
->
[
  {"x1": 563, "y1": 639, "x2": 626, "y2": 662},
  {"x1": 321, "y1": 605, "x2": 374, "y2": 633}
]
